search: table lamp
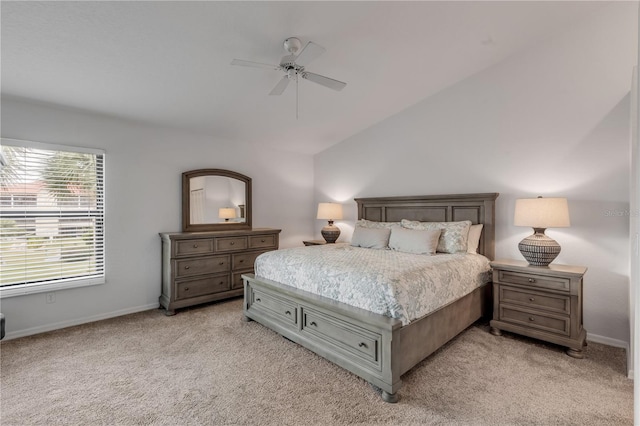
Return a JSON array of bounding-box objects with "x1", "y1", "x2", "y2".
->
[
  {"x1": 317, "y1": 202, "x2": 343, "y2": 243},
  {"x1": 219, "y1": 207, "x2": 237, "y2": 222},
  {"x1": 514, "y1": 196, "x2": 570, "y2": 266}
]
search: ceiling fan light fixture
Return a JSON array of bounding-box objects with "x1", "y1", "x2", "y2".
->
[{"x1": 283, "y1": 37, "x2": 302, "y2": 54}]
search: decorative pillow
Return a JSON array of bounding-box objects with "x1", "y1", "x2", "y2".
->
[
  {"x1": 467, "y1": 224, "x2": 483, "y2": 254},
  {"x1": 388, "y1": 227, "x2": 440, "y2": 255},
  {"x1": 350, "y1": 227, "x2": 391, "y2": 249},
  {"x1": 355, "y1": 219, "x2": 401, "y2": 229},
  {"x1": 401, "y1": 219, "x2": 472, "y2": 253}
]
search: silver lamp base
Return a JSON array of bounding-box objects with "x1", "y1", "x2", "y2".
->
[
  {"x1": 518, "y1": 228, "x2": 561, "y2": 266},
  {"x1": 321, "y1": 221, "x2": 340, "y2": 244}
]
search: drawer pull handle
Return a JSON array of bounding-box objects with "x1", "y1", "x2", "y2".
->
[
  {"x1": 256, "y1": 298, "x2": 261, "y2": 302},
  {"x1": 219, "y1": 262, "x2": 225, "y2": 265},
  {"x1": 310, "y1": 321, "x2": 317, "y2": 327},
  {"x1": 219, "y1": 281, "x2": 224, "y2": 285},
  {"x1": 261, "y1": 239, "x2": 266, "y2": 243},
  {"x1": 528, "y1": 278, "x2": 536, "y2": 283},
  {"x1": 529, "y1": 297, "x2": 535, "y2": 302},
  {"x1": 358, "y1": 342, "x2": 368, "y2": 348},
  {"x1": 230, "y1": 242, "x2": 235, "y2": 246},
  {"x1": 285, "y1": 310, "x2": 291, "y2": 315},
  {"x1": 184, "y1": 287, "x2": 189, "y2": 291},
  {"x1": 193, "y1": 244, "x2": 198, "y2": 248},
  {"x1": 184, "y1": 266, "x2": 190, "y2": 270},
  {"x1": 529, "y1": 317, "x2": 535, "y2": 322},
  {"x1": 239, "y1": 260, "x2": 244, "y2": 263}
]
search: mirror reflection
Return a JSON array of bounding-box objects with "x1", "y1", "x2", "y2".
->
[{"x1": 189, "y1": 176, "x2": 246, "y2": 224}]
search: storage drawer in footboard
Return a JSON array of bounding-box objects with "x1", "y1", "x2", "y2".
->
[
  {"x1": 247, "y1": 286, "x2": 298, "y2": 329},
  {"x1": 301, "y1": 306, "x2": 382, "y2": 371}
]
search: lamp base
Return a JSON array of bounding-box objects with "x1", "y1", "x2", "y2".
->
[
  {"x1": 321, "y1": 224, "x2": 340, "y2": 244},
  {"x1": 518, "y1": 228, "x2": 561, "y2": 266}
]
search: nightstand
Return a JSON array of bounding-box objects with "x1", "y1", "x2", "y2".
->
[
  {"x1": 303, "y1": 239, "x2": 326, "y2": 246},
  {"x1": 489, "y1": 259, "x2": 587, "y2": 358}
]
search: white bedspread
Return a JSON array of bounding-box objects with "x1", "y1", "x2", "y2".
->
[{"x1": 254, "y1": 243, "x2": 491, "y2": 325}]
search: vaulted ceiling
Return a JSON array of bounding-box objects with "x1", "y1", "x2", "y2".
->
[{"x1": 1, "y1": 1, "x2": 609, "y2": 154}]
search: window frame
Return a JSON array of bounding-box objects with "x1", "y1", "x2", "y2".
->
[{"x1": 0, "y1": 138, "x2": 106, "y2": 298}]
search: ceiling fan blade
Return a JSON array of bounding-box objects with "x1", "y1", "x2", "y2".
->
[
  {"x1": 231, "y1": 59, "x2": 280, "y2": 70},
  {"x1": 301, "y1": 72, "x2": 347, "y2": 91},
  {"x1": 294, "y1": 42, "x2": 326, "y2": 67},
  {"x1": 269, "y1": 75, "x2": 291, "y2": 96}
]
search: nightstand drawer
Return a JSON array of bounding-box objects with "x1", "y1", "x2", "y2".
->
[
  {"x1": 500, "y1": 287, "x2": 570, "y2": 315},
  {"x1": 500, "y1": 305, "x2": 570, "y2": 336},
  {"x1": 498, "y1": 270, "x2": 570, "y2": 292}
]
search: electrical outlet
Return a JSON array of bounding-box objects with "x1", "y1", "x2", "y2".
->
[{"x1": 45, "y1": 292, "x2": 56, "y2": 304}]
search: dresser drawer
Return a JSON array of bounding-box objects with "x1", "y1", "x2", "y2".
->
[
  {"x1": 500, "y1": 305, "x2": 570, "y2": 336},
  {"x1": 498, "y1": 270, "x2": 570, "y2": 292},
  {"x1": 500, "y1": 286, "x2": 570, "y2": 315},
  {"x1": 175, "y1": 238, "x2": 214, "y2": 257},
  {"x1": 215, "y1": 236, "x2": 248, "y2": 252},
  {"x1": 232, "y1": 272, "x2": 248, "y2": 289},
  {"x1": 175, "y1": 274, "x2": 231, "y2": 300},
  {"x1": 301, "y1": 306, "x2": 381, "y2": 367},
  {"x1": 249, "y1": 234, "x2": 277, "y2": 249},
  {"x1": 232, "y1": 251, "x2": 264, "y2": 270},
  {"x1": 174, "y1": 255, "x2": 230, "y2": 278},
  {"x1": 250, "y1": 288, "x2": 297, "y2": 326}
]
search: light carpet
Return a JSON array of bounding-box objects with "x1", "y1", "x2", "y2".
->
[{"x1": 0, "y1": 298, "x2": 632, "y2": 425}]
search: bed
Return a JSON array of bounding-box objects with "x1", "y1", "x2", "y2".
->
[{"x1": 242, "y1": 193, "x2": 498, "y2": 402}]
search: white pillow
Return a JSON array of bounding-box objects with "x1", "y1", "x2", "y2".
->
[
  {"x1": 350, "y1": 227, "x2": 391, "y2": 249},
  {"x1": 355, "y1": 219, "x2": 401, "y2": 229},
  {"x1": 401, "y1": 219, "x2": 472, "y2": 254},
  {"x1": 388, "y1": 227, "x2": 441, "y2": 255},
  {"x1": 467, "y1": 224, "x2": 483, "y2": 254}
]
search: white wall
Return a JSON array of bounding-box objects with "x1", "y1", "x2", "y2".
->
[
  {"x1": 315, "y1": 5, "x2": 637, "y2": 345},
  {"x1": 1, "y1": 96, "x2": 315, "y2": 338}
]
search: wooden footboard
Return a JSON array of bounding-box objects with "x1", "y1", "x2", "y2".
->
[{"x1": 243, "y1": 273, "x2": 489, "y2": 402}]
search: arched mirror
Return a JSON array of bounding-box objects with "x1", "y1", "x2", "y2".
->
[{"x1": 182, "y1": 169, "x2": 252, "y2": 232}]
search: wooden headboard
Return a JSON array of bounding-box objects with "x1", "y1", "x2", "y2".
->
[{"x1": 354, "y1": 193, "x2": 499, "y2": 260}]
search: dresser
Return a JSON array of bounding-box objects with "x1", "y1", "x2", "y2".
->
[
  {"x1": 159, "y1": 228, "x2": 280, "y2": 315},
  {"x1": 489, "y1": 259, "x2": 587, "y2": 358}
]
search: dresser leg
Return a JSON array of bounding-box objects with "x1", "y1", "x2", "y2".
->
[
  {"x1": 381, "y1": 391, "x2": 398, "y2": 403},
  {"x1": 163, "y1": 309, "x2": 176, "y2": 316},
  {"x1": 490, "y1": 327, "x2": 502, "y2": 336},
  {"x1": 241, "y1": 314, "x2": 252, "y2": 322},
  {"x1": 566, "y1": 347, "x2": 584, "y2": 359}
]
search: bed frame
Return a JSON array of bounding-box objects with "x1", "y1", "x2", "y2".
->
[{"x1": 242, "y1": 193, "x2": 498, "y2": 402}]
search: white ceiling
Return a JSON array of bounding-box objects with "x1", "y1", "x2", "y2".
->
[{"x1": 1, "y1": 1, "x2": 608, "y2": 155}]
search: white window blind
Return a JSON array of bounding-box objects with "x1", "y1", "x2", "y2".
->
[{"x1": 0, "y1": 139, "x2": 105, "y2": 295}]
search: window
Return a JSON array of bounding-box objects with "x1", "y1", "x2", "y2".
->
[{"x1": 0, "y1": 139, "x2": 105, "y2": 297}]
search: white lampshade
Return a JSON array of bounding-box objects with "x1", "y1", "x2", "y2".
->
[
  {"x1": 316, "y1": 203, "x2": 343, "y2": 220},
  {"x1": 514, "y1": 197, "x2": 570, "y2": 229},
  {"x1": 219, "y1": 207, "x2": 237, "y2": 219}
]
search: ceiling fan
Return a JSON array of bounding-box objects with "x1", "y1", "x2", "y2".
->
[{"x1": 231, "y1": 37, "x2": 347, "y2": 117}]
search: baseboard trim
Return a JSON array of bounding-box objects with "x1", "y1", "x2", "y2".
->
[
  {"x1": 587, "y1": 332, "x2": 628, "y2": 349},
  {"x1": 2, "y1": 303, "x2": 160, "y2": 340},
  {"x1": 587, "y1": 332, "x2": 632, "y2": 379}
]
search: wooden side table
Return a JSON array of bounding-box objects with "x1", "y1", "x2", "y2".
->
[
  {"x1": 489, "y1": 259, "x2": 587, "y2": 358},
  {"x1": 303, "y1": 239, "x2": 326, "y2": 246}
]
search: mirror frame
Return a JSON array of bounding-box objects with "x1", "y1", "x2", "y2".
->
[{"x1": 182, "y1": 169, "x2": 252, "y2": 232}]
